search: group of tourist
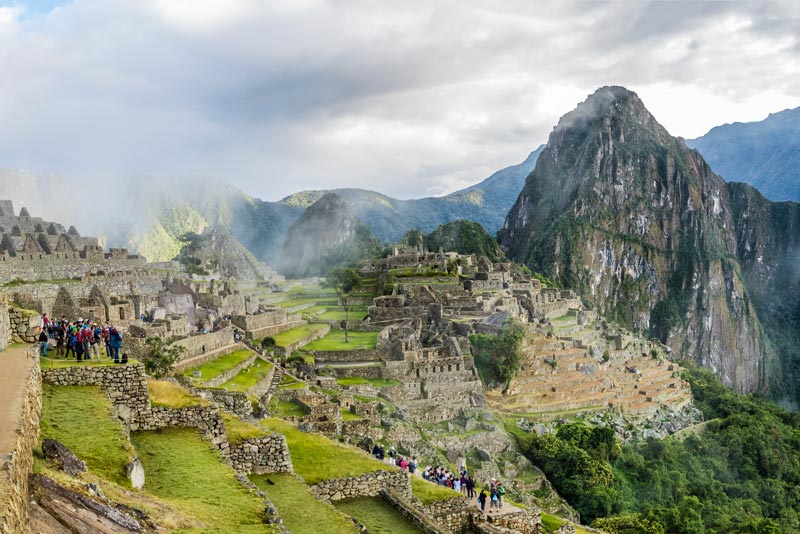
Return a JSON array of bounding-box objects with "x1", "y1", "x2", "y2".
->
[
  {"x1": 371, "y1": 445, "x2": 419, "y2": 474},
  {"x1": 477, "y1": 478, "x2": 506, "y2": 512},
  {"x1": 422, "y1": 465, "x2": 478, "y2": 497},
  {"x1": 39, "y1": 313, "x2": 125, "y2": 363}
]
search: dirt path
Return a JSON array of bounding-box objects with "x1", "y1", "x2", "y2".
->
[{"x1": 0, "y1": 344, "x2": 37, "y2": 454}]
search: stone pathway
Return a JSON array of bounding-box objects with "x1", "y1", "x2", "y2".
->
[{"x1": 0, "y1": 344, "x2": 37, "y2": 455}]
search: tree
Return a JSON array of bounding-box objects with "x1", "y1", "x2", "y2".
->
[
  {"x1": 593, "y1": 514, "x2": 665, "y2": 534},
  {"x1": 323, "y1": 267, "x2": 362, "y2": 343},
  {"x1": 143, "y1": 336, "x2": 185, "y2": 378}
]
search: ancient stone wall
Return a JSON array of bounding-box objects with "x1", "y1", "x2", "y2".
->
[
  {"x1": 0, "y1": 292, "x2": 9, "y2": 350},
  {"x1": 420, "y1": 496, "x2": 473, "y2": 534},
  {"x1": 381, "y1": 489, "x2": 447, "y2": 534},
  {"x1": 41, "y1": 363, "x2": 151, "y2": 425},
  {"x1": 193, "y1": 387, "x2": 252, "y2": 418},
  {"x1": 485, "y1": 509, "x2": 542, "y2": 533},
  {"x1": 312, "y1": 349, "x2": 380, "y2": 363},
  {"x1": 138, "y1": 405, "x2": 228, "y2": 455},
  {"x1": 203, "y1": 353, "x2": 257, "y2": 387},
  {"x1": 274, "y1": 324, "x2": 330, "y2": 357},
  {"x1": 0, "y1": 354, "x2": 41, "y2": 534},
  {"x1": 0, "y1": 254, "x2": 147, "y2": 285},
  {"x1": 310, "y1": 470, "x2": 411, "y2": 502},
  {"x1": 229, "y1": 434, "x2": 293, "y2": 475},
  {"x1": 172, "y1": 327, "x2": 235, "y2": 359},
  {"x1": 7, "y1": 307, "x2": 40, "y2": 344}
]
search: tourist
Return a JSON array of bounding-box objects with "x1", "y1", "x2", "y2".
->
[
  {"x1": 80, "y1": 322, "x2": 93, "y2": 361},
  {"x1": 409, "y1": 456, "x2": 417, "y2": 474},
  {"x1": 453, "y1": 475, "x2": 461, "y2": 493},
  {"x1": 90, "y1": 322, "x2": 102, "y2": 360},
  {"x1": 38, "y1": 327, "x2": 48, "y2": 357},
  {"x1": 109, "y1": 324, "x2": 123, "y2": 363},
  {"x1": 65, "y1": 327, "x2": 76, "y2": 359},
  {"x1": 496, "y1": 481, "x2": 506, "y2": 509},
  {"x1": 466, "y1": 476, "x2": 476, "y2": 498},
  {"x1": 478, "y1": 489, "x2": 487, "y2": 512},
  {"x1": 489, "y1": 485, "x2": 499, "y2": 511},
  {"x1": 399, "y1": 456, "x2": 408, "y2": 470},
  {"x1": 460, "y1": 473, "x2": 468, "y2": 494},
  {"x1": 388, "y1": 446, "x2": 397, "y2": 466},
  {"x1": 55, "y1": 322, "x2": 65, "y2": 357},
  {"x1": 102, "y1": 322, "x2": 111, "y2": 358}
]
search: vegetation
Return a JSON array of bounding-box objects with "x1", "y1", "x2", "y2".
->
[
  {"x1": 182, "y1": 348, "x2": 254, "y2": 383},
  {"x1": 422, "y1": 220, "x2": 505, "y2": 262},
  {"x1": 266, "y1": 397, "x2": 310, "y2": 418},
  {"x1": 304, "y1": 330, "x2": 378, "y2": 351},
  {"x1": 261, "y1": 418, "x2": 386, "y2": 484},
  {"x1": 132, "y1": 428, "x2": 274, "y2": 533},
  {"x1": 272, "y1": 324, "x2": 328, "y2": 347},
  {"x1": 469, "y1": 321, "x2": 524, "y2": 389},
  {"x1": 323, "y1": 267, "x2": 363, "y2": 343},
  {"x1": 148, "y1": 379, "x2": 209, "y2": 408},
  {"x1": 336, "y1": 377, "x2": 401, "y2": 387},
  {"x1": 251, "y1": 473, "x2": 360, "y2": 534},
  {"x1": 220, "y1": 358, "x2": 273, "y2": 392},
  {"x1": 39, "y1": 385, "x2": 134, "y2": 486},
  {"x1": 335, "y1": 497, "x2": 426, "y2": 534},
  {"x1": 517, "y1": 368, "x2": 800, "y2": 533},
  {"x1": 410, "y1": 477, "x2": 462, "y2": 504},
  {"x1": 143, "y1": 336, "x2": 185, "y2": 378},
  {"x1": 221, "y1": 413, "x2": 269, "y2": 444}
]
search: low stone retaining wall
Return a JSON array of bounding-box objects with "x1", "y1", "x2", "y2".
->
[
  {"x1": 203, "y1": 354, "x2": 257, "y2": 387},
  {"x1": 229, "y1": 434, "x2": 293, "y2": 475},
  {"x1": 323, "y1": 364, "x2": 383, "y2": 379},
  {"x1": 0, "y1": 354, "x2": 42, "y2": 534},
  {"x1": 247, "y1": 319, "x2": 306, "y2": 341},
  {"x1": 312, "y1": 349, "x2": 380, "y2": 364},
  {"x1": 421, "y1": 497, "x2": 473, "y2": 534},
  {"x1": 382, "y1": 489, "x2": 447, "y2": 534},
  {"x1": 193, "y1": 387, "x2": 252, "y2": 418},
  {"x1": 41, "y1": 362, "x2": 151, "y2": 425},
  {"x1": 8, "y1": 306, "x2": 40, "y2": 344},
  {"x1": 173, "y1": 327, "x2": 235, "y2": 359},
  {"x1": 173, "y1": 342, "x2": 242, "y2": 372},
  {"x1": 0, "y1": 293, "x2": 9, "y2": 351},
  {"x1": 274, "y1": 324, "x2": 330, "y2": 357},
  {"x1": 310, "y1": 470, "x2": 411, "y2": 502},
  {"x1": 138, "y1": 405, "x2": 228, "y2": 454},
  {"x1": 485, "y1": 509, "x2": 542, "y2": 533}
]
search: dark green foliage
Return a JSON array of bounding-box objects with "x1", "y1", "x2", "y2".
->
[
  {"x1": 260, "y1": 337, "x2": 276, "y2": 350},
  {"x1": 518, "y1": 368, "x2": 800, "y2": 532},
  {"x1": 143, "y1": 336, "x2": 184, "y2": 378},
  {"x1": 422, "y1": 220, "x2": 505, "y2": 262},
  {"x1": 469, "y1": 321, "x2": 524, "y2": 388},
  {"x1": 323, "y1": 267, "x2": 363, "y2": 343},
  {"x1": 592, "y1": 514, "x2": 665, "y2": 534}
]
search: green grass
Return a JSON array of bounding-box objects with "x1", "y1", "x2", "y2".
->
[
  {"x1": 39, "y1": 358, "x2": 139, "y2": 369},
  {"x1": 341, "y1": 409, "x2": 363, "y2": 421},
  {"x1": 336, "y1": 377, "x2": 401, "y2": 388},
  {"x1": 273, "y1": 324, "x2": 328, "y2": 347},
  {"x1": 304, "y1": 331, "x2": 378, "y2": 351},
  {"x1": 318, "y1": 310, "x2": 369, "y2": 321},
  {"x1": 182, "y1": 348, "x2": 254, "y2": 383},
  {"x1": 39, "y1": 385, "x2": 134, "y2": 486},
  {"x1": 267, "y1": 397, "x2": 310, "y2": 418},
  {"x1": 221, "y1": 413, "x2": 270, "y2": 444},
  {"x1": 334, "y1": 497, "x2": 425, "y2": 534},
  {"x1": 148, "y1": 379, "x2": 209, "y2": 408},
  {"x1": 251, "y1": 473, "x2": 359, "y2": 534},
  {"x1": 410, "y1": 477, "x2": 463, "y2": 505},
  {"x1": 220, "y1": 358, "x2": 273, "y2": 393},
  {"x1": 277, "y1": 298, "x2": 339, "y2": 309},
  {"x1": 132, "y1": 428, "x2": 275, "y2": 533},
  {"x1": 261, "y1": 418, "x2": 386, "y2": 485}
]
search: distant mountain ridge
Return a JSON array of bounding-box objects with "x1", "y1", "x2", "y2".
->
[{"x1": 688, "y1": 106, "x2": 800, "y2": 201}]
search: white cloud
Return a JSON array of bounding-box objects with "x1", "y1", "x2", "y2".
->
[{"x1": 0, "y1": 0, "x2": 796, "y2": 201}]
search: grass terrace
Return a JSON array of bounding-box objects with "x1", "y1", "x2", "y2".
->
[
  {"x1": 304, "y1": 330, "x2": 378, "y2": 351},
  {"x1": 251, "y1": 473, "x2": 359, "y2": 534},
  {"x1": 336, "y1": 377, "x2": 401, "y2": 388},
  {"x1": 132, "y1": 428, "x2": 275, "y2": 533},
  {"x1": 220, "y1": 358, "x2": 273, "y2": 393},
  {"x1": 341, "y1": 409, "x2": 363, "y2": 421},
  {"x1": 277, "y1": 297, "x2": 339, "y2": 309},
  {"x1": 148, "y1": 379, "x2": 209, "y2": 409},
  {"x1": 272, "y1": 324, "x2": 328, "y2": 347},
  {"x1": 39, "y1": 357, "x2": 139, "y2": 369},
  {"x1": 221, "y1": 413, "x2": 270, "y2": 444},
  {"x1": 335, "y1": 497, "x2": 425, "y2": 534},
  {"x1": 410, "y1": 477, "x2": 463, "y2": 505},
  {"x1": 266, "y1": 397, "x2": 310, "y2": 418},
  {"x1": 182, "y1": 348, "x2": 254, "y2": 383},
  {"x1": 39, "y1": 385, "x2": 134, "y2": 487},
  {"x1": 261, "y1": 418, "x2": 386, "y2": 484},
  {"x1": 318, "y1": 310, "x2": 369, "y2": 321}
]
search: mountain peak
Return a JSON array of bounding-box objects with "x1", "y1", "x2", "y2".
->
[{"x1": 552, "y1": 85, "x2": 660, "y2": 137}]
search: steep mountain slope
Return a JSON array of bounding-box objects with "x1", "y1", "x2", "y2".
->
[
  {"x1": 173, "y1": 228, "x2": 282, "y2": 280},
  {"x1": 423, "y1": 220, "x2": 506, "y2": 262},
  {"x1": 688, "y1": 107, "x2": 800, "y2": 201},
  {"x1": 279, "y1": 193, "x2": 380, "y2": 277},
  {"x1": 279, "y1": 146, "x2": 543, "y2": 242},
  {"x1": 500, "y1": 86, "x2": 800, "y2": 401}
]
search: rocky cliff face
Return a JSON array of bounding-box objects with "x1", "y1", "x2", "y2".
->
[
  {"x1": 499, "y1": 86, "x2": 792, "y2": 397},
  {"x1": 279, "y1": 193, "x2": 379, "y2": 277}
]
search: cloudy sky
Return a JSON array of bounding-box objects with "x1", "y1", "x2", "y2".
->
[{"x1": 0, "y1": 0, "x2": 798, "y2": 201}]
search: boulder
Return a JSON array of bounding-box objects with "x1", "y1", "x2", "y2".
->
[
  {"x1": 42, "y1": 438, "x2": 87, "y2": 477},
  {"x1": 126, "y1": 458, "x2": 145, "y2": 490}
]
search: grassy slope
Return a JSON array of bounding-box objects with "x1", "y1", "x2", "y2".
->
[
  {"x1": 251, "y1": 473, "x2": 359, "y2": 534},
  {"x1": 272, "y1": 324, "x2": 328, "y2": 347},
  {"x1": 220, "y1": 358, "x2": 273, "y2": 393},
  {"x1": 39, "y1": 384, "x2": 134, "y2": 487},
  {"x1": 132, "y1": 427, "x2": 275, "y2": 533},
  {"x1": 304, "y1": 331, "x2": 378, "y2": 351},
  {"x1": 334, "y1": 497, "x2": 425, "y2": 534},
  {"x1": 409, "y1": 477, "x2": 463, "y2": 505},
  {"x1": 261, "y1": 418, "x2": 386, "y2": 485},
  {"x1": 182, "y1": 348, "x2": 254, "y2": 382},
  {"x1": 148, "y1": 379, "x2": 209, "y2": 408}
]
